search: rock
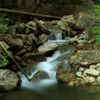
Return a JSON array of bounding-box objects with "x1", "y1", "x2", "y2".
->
[
  {"x1": 31, "y1": 70, "x2": 49, "y2": 81},
  {"x1": 38, "y1": 41, "x2": 58, "y2": 54},
  {"x1": 36, "y1": 34, "x2": 48, "y2": 45},
  {"x1": 49, "y1": 28, "x2": 63, "y2": 34},
  {"x1": 61, "y1": 15, "x2": 76, "y2": 27},
  {"x1": 0, "y1": 69, "x2": 21, "y2": 91},
  {"x1": 75, "y1": 12, "x2": 98, "y2": 30},
  {"x1": 69, "y1": 50, "x2": 100, "y2": 69},
  {"x1": 22, "y1": 53, "x2": 46, "y2": 63},
  {"x1": 23, "y1": 63, "x2": 37, "y2": 75},
  {"x1": 79, "y1": 67, "x2": 85, "y2": 72},
  {"x1": 97, "y1": 76, "x2": 100, "y2": 85},
  {"x1": 83, "y1": 76, "x2": 96, "y2": 84},
  {"x1": 6, "y1": 38, "x2": 24, "y2": 51},
  {"x1": 75, "y1": 78, "x2": 85, "y2": 86},
  {"x1": 90, "y1": 65, "x2": 97, "y2": 69},
  {"x1": 69, "y1": 29, "x2": 89, "y2": 44},
  {"x1": 28, "y1": 33, "x2": 37, "y2": 44},
  {"x1": 15, "y1": 23, "x2": 26, "y2": 34},
  {"x1": 26, "y1": 21, "x2": 37, "y2": 31},
  {"x1": 67, "y1": 81, "x2": 75, "y2": 87},
  {"x1": 84, "y1": 69, "x2": 99, "y2": 77},
  {"x1": 76, "y1": 71, "x2": 83, "y2": 78},
  {"x1": 56, "y1": 68, "x2": 76, "y2": 83},
  {"x1": 8, "y1": 26, "x2": 16, "y2": 35},
  {"x1": 0, "y1": 41, "x2": 10, "y2": 53}
]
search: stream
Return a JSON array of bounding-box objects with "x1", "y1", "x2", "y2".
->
[{"x1": 2, "y1": 33, "x2": 100, "y2": 100}]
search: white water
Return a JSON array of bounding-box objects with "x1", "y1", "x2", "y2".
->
[{"x1": 19, "y1": 32, "x2": 73, "y2": 92}]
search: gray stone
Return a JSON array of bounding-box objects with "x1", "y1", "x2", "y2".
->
[
  {"x1": 26, "y1": 21, "x2": 37, "y2": 31},
  {"x1": 83, "y1": 76, "x2": 96, "y2": 84},
  {"x1": 31, "y1": 70, "x2": 49, "y2": 81},
  {"x1": 56, "y1": 68, "x2": 76, "y2": 83},
  {"x1": 0, "y1": 69, "x2": 21, "y2": 91},
  {"x1": 38, "y1": 41, "x2": 58, "y2": 54},
  {"x1": 79, "y1": 67, "x2": 85, "y2": 72},
  {"x1": 76, "y1": 12, "x2": 98, "y2": 30},
  {"x1": 36, "y1": 34, "x2": 48, "y2": 45},
  {"x1": 22, "y1": 53, "x2": 46, "y2": 63},
  {"x1": 76, "y1": 71, "x2": 83, "y2": 77},
  {"x1": 6, "y1": 38, "x2": 24, "y2": 50},
  {"x1": 97, "y1": 76, "x2": 100, "y2": 85},
  {"x1": 90, "y1": 65, "x2": 97, "y2": 69},
  {"x1": 84, "y1": 69, "x2": 99, "y2": 77},
  {"x1": 69, "y1": 50, "x2": 100, "y2": 69},
  {"x1": 15, "y1": 23, "x2": 26, "y2": 34},
  {"x1": 61, "y1": 15, "x2": 76, "y2": 27}
]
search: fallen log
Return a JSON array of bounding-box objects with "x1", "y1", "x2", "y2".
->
[
  {"x1": 0, "y1": 42, "x2": 30, "y2": 81},
  {"x1": 0, "y1": 8, "x2": 61, "y2": 20},
  {"x1": 34, "y1": 18, "x2": 50, "y2": 35}
]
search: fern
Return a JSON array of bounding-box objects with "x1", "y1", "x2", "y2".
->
[{"x1": 91, "y1": 0, "x2": 100, "y2": 46}]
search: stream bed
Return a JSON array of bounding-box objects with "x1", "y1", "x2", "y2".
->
[{"x1": 2, "y1": 34, "x2": 100, "y2": 100}]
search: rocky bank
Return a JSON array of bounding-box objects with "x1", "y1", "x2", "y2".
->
[{"x1": 0, "y1": 12, "x2": 99, "y2": 92}]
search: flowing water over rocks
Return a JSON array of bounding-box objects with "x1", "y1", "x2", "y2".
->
[{"x1": 1, "y1": 12, "x2": 100, "y2": 100}]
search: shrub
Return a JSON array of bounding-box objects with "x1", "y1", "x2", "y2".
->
[{"x1": 90, "y1": 0, "x2": 100, "y2": 46}]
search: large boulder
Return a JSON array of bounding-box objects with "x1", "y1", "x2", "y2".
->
[
  {"x1": 69, "y1": 50, "x2": 100, "y2": 70},
  {"x1": 75, "y1": 12, "x2": 98, "y2": 30},
  {"x1": 61, "y1": 15, "x2": 76, "y2": 27},
  {"x1": 6, "y1": 38, "x2": 24, "y2": 51},
  {"x1": 31, "y1": 70, "x2": 49, "y2": 81},
  {"x1": 56, "y1": 67, "x2": 76, "y2": 83},
  {"x1": 38, "y1": 41, "x2": 58, "y2": 54},
  {"x1": 22, "y1": 53, "x2": 46, "y2": 63},
  {"x1": 0, "y1": 69, "x2": 21, "y2": 91}
]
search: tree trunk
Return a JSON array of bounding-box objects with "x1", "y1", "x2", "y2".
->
[{"x1": 0, "y1": 8, "x2": 61, "y2": 19}]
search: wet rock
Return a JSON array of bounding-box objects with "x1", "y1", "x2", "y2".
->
[
  {"x1": 36, "y1": 34, "x2": 48, "y2": 45},
  {"x1": 38, "y1": 41, "x2": 58, "y2": 54},
  {"x1": 31, "y1": 70, "x2": 49, "y2": 81},
  {"x1": 22, "y1": 53, "x2": 46, "y2": 63},
  {"x1": 97, "y1": 76, "x2": 100, "y2": 85},
  {"x1": 56, "y1": 68, "x2": 76, "y2": 83},
  {"x1": 49, "y1": 28, "x2": 63, "y2": 34},
  {"x1": 23, "y1": 63, "x2": 37, "y2": 75},
  {"x1": 0, "y1": 69, "x2": 21, "y2": 91},
  {"x1": 69, "y1": 50, "x2": 100, "y2": 70},
  {"x1": 75, "y1": 12, "x2": 98, "y2": 30}
]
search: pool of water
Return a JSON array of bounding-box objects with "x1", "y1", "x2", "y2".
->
[
  {"x1": 2, "y1": 34, "x2": 99, "y2": 100},
  {"x1": 2, "y1": 84, "x2": 100, "y2": 100}
]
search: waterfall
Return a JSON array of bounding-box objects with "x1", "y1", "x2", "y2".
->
[
  {"x1": 18, "y1": 31, "x2": 75, "y2": 92},
  {"x1": 55, "y1": 33, "x2": 62, "y2": 40},
  {"x1": 67, "y1": 29, "x2": 71, "y2": 37}
]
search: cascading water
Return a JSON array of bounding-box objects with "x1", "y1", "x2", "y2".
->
[{"x1": 19, "y1": 31, "x2": 75, "y2": 92}]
